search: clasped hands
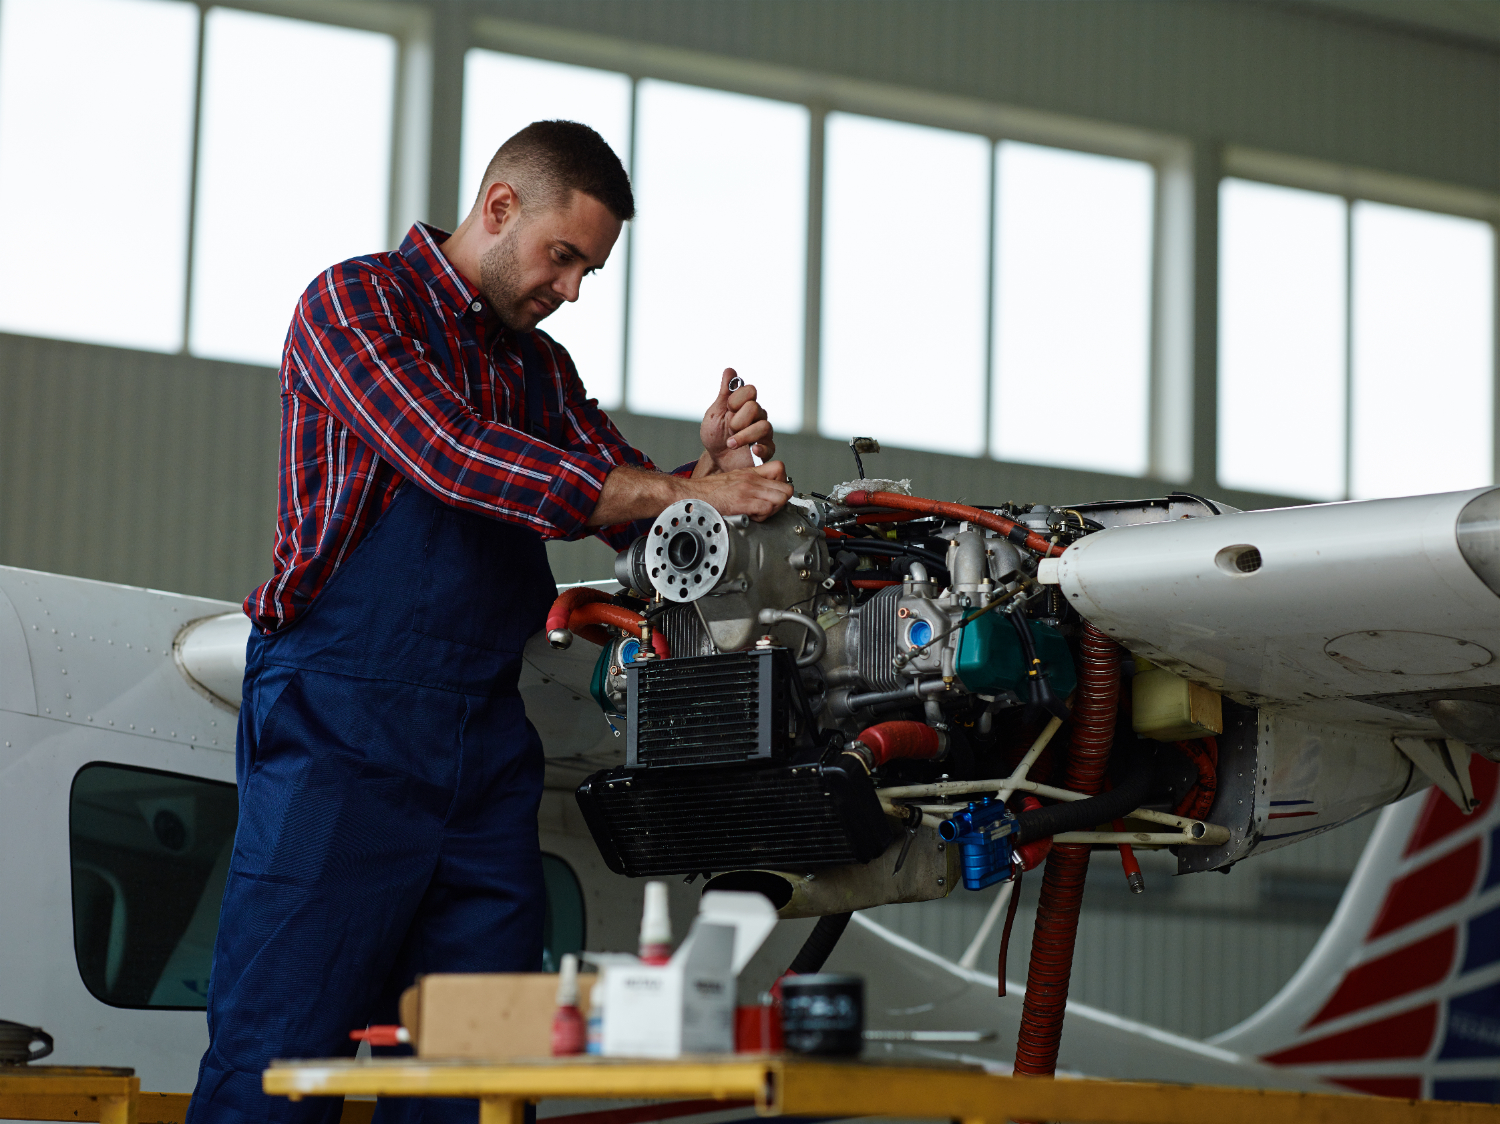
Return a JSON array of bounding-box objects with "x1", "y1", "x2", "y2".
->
[{"x1": 587, "y1": 367, "x2": 793, "y2": 527}]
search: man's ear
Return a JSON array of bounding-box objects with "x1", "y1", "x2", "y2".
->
[{"x1": 482, "y1": 180, "x2": 520, "y2": 235}]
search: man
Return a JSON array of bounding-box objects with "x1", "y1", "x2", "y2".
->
[{"x1": 188, "y1": 121, "x2": 792, "y2": 1124}]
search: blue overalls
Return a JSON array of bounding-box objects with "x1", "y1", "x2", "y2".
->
[{"x1": 189, "y1": 342, "x2": 563, "y2": 1124}]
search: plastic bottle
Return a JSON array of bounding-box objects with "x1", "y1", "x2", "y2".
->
[
  {"x1": 585, "y1": 970, "x2": 606, "y2": 1055},
  {"x1": 638, "y1": 881, "x2": 672, "y2": 965},
  {"x1": 550, "y1": 953, "x2": 586, "y2": 1056}
]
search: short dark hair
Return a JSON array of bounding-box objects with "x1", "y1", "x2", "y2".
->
[{"x1": 478, "y1": 120, "x2": 635, "y2": 221}]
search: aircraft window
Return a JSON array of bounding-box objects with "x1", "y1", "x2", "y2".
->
[
  {"x1": 69, "y1": 763, "x2": 238, "y2": 1009},
  {"x1": 540, "y1": 853, "x2": 587, "y2": 972}
]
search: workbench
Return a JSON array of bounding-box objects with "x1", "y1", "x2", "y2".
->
[
  {"x1": 263, "y1": 1056, "x2": 1500, "y2": 1124},
  {"x1": 0, "y1": 1066, "x2": 138, "y2": 1124}
]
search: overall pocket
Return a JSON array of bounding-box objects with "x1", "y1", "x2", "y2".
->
[{"x1": 412, "y1": 503, "x2": 556, "y2": 653}]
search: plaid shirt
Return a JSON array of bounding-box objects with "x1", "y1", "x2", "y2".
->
[{"x1": 247, "y1": 222, "x2": 677, "y2": 633}]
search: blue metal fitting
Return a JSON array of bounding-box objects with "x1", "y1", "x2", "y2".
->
[{"x1": 938, "y1": 797, "x2": 1020, "y2": 891}]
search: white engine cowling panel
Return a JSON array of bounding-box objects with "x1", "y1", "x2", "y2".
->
[{"x1": 1056, "y1": 485, "x2": 1500, "y2": 726}]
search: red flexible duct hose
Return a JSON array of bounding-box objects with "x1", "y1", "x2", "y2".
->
[
  {"x1": 568, "y1": 603, "x2": 671, "y2": 660},
  {"x1": 841, "y1": 491, "x2": 1066, "y2": 558},
  {"x1": 1013, "y1": 624, "x2": 1122, "y2": 1077}
]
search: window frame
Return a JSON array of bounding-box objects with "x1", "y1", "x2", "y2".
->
[
  {"x1": 7, "y1": 5, "x2": 1495, "y2": 494},
  {"x1": 1219, "y1": 147, "x2": 1500, "y2": 500},
  {"x1": 467, "y1": 15, "x2": 1191, "y2": 475}
]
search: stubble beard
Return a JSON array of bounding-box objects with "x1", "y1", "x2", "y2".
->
[{"x1": 478, "y1": 226, "x2": 555, "y2": 332}]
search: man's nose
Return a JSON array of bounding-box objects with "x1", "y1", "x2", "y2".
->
[{"x1": 555, "y1": 269, "x2": 583, "y2": 303}]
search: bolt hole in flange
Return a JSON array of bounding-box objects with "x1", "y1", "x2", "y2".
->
[{"x1": 1215, "y1": 544, "x2": 1262, "y2": 575}]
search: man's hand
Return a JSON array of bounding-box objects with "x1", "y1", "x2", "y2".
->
[
  {"x1": 695, "y1": 368, "x2": 775, "y2": 477},
  {"x1": 588, "y1": 462, "x2": 793, "y2": 527}
]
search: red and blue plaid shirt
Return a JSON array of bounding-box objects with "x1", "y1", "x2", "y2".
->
[{"x1": 247, "y1": 222, "x2": 677, "y2": 633}]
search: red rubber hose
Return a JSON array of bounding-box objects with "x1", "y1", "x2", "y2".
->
[
  {"x1": 1014, "y1": 624, "x2": 1122, "y2": 1077},
  {"x1": 853, "y1": 721, "x2": 943, "y2": 766},
  {"x1": 841, "y1": 491, "x2": 1065, "y2": 558},
  {"x1": 547, "y1": 587, "x2": 613, "y2": 634},
  {"x1": 567, "y1": 603, "x2": 672, "y2": 660}
]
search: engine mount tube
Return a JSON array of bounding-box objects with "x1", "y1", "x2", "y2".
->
[
  {"x1": 841, "y1": 491, "x2": 1066, "y2": 559},
  {"x1": 1014, "y1": 624, "x2": 1122, "y2": 1078}
]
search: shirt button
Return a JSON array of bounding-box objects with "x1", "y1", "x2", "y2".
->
[{"x1": 471, "y1": 300, "x2": 482, "y2": 312}]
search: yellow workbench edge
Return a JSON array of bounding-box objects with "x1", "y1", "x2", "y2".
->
[
  {"x1": 261, "y1": 1057, "x2": 1500, "y2": 1124},
  {"x1": 0, "y1": 1071, "x2": 140, "y2": 1124}
]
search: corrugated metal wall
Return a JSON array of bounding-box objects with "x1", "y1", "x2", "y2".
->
[{"x1": 0, "y1": 329, "x2": 1316, "y2": 597}]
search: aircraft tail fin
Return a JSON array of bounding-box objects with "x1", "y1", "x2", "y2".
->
[{"x1": 1211, "y1": 755, "x2": 1499, "y2": 1101}]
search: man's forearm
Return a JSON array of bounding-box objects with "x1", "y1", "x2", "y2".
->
[
  {"x1": 587, "y1": 461, "x2": 794, "y2": 527},
  {"x1": 585, "y1": 465, "x2": 685, "y2": 527}
]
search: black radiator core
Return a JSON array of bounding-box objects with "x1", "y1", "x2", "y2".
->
[
  {"x1": 576, "y1": 762, "x2": 892, "y2": 877},
  {"x1": 627, "y1": 648, "x2": 800, "y2": 768}
]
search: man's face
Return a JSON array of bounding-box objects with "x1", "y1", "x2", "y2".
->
[{"x1": 479, "y1": 189, "x2": 622, "y2": 332}]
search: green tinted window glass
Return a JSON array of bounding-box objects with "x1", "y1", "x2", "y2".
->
[
  {"x1": 69, "y1": 763, "x2": 237, "y2": 1009},
  {"x1": 540, "y1": 853, "x2": 586, "y2": 971}
]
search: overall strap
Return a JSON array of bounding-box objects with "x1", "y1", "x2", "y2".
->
[{"x1": 516, "y1": 331, "x2": 564, "y2": 447}]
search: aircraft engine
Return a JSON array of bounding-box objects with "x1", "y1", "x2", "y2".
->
[{"x1": 563, "y1": 477, "x2": 1500, "y2": 919}]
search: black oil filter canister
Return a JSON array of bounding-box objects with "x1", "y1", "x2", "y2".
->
[{"x1": 781, "y1": 973, "x2": 863, "y2": 1056}]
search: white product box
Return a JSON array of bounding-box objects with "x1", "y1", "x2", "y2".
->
[{"x1": 600, "y1": 891, "x2": 778, "y2": 1058}]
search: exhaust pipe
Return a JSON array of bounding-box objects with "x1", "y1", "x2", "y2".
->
[{"x1": 704, "y1": 822, "x2": 957, "y2": 918}]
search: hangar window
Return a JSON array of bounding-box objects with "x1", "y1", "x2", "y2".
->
[
  {"x1": 0, "y1": 0, "x2": 198, "y2": 352},
  {"x1": 1349, "y1": 202, "x2": 1494, "y2": 501},
  {"x1": 1219, "y1": 178, "x2": 1495, "y2": 502},
  {"x1": 187, "y1": 9, "x2": 396, "y2": 367},
  {"x1": 628, "y1": 81, "x2": 809, "y2": 432},
  {"x1": 461, "y1": 50, "x2": 633, "y2": 408},
  {"x1": 1218, "y1": 179, "x2": 1349, "y2": 501},
  {"x1": 820, "y1": 113, "x2": 991, "y2": 456},
  {"x1": 69, "y1": 763, "x2": 239, "y2": 1009},
  {"x1": 991, "y1": 142, "x2": 1155, "y2": 475}
]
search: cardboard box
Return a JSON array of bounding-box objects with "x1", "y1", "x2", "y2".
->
[
  {"x1": 402, "y1": 972, "x2": 596, "y2": 1059},
  {"x1": 397, "y1": 891, "x2": 775, "y2": 1061}
]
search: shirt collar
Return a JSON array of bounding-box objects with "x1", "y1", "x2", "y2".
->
[{"x1": 398, "y1": 222, "x2": 487, "y2": 320}]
